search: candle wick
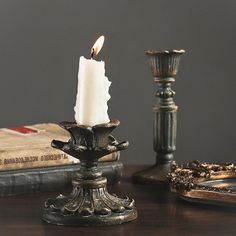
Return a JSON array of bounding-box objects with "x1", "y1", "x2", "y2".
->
[{"x1": 91, "y1": 48, "x2": 95, "y2": 59}]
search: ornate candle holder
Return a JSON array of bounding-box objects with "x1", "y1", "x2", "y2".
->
[
  {"x1": 133, "y1": 49, "x2": 185, "y2": 184},
  {"x1": 42, "y1": 120, "x2": 137, "y2": 226}
]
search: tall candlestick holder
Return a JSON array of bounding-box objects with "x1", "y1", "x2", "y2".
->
[
  {"x1": 133, "y1": 49, "x2": 185, "y2": 184},
  {"x1": 42, "y1": 120, "x2": 137, "y2": 226}
]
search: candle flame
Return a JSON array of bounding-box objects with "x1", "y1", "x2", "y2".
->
[{"x1": 91, "y1": 35, "x2": 105, "y2": 58}]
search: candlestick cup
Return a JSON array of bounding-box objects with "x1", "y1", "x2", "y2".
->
[
  {"x1": 132, "y1": 49, "x2": 185, "y2": 184},
  {"x1": 42, "y1": 120, "x2": 137, "y2": 226}
]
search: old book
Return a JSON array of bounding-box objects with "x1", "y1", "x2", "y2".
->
[
  {"x1": 0, "y1": 123, "x2": 119, "y2": 171},
  {"x1": 0, "y1": 161, "x2": 123, "y2": 197}
]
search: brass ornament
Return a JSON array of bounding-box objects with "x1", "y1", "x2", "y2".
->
[
  {"x1": 168, "y1": 160, "x2": 236, "y2": 206},
  {"x1": 42, "y1": 120, "x2": 137, "y2": 226},
  {"x1": 133, "y1": 49, "x2": 185, "y2": 184}
]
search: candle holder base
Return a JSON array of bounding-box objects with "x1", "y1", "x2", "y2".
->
[
  {"x1": 41, "y1": 120, "x2": 137, "y2": 226},
  {"x1": 42, "y1": 177, "x2": 137, "y2": 226},
  {"x1": 132, "y1": 162, "x2": 172, "y2": 184}
]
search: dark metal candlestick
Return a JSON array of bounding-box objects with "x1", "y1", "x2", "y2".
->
[
  {"x1": 42, "y1": 120, "x2": 137, "y2": 226},
  {"x1": 133, "y1": 49, "x2": 185, "y2": 184}
]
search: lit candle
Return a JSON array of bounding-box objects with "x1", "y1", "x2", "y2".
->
[{"x1": 74, "y1": 36, "x2": 111, "y2": 126}]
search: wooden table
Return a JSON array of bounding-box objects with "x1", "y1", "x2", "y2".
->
[{"x1": 0, "y1": 165, "x2": 236, "y2": 236}]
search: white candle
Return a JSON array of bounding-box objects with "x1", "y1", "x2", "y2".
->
[{"x1": 74, "y1": 36, "x2": 111, "y2": 126}]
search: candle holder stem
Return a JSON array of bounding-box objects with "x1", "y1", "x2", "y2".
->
[
  {"x1": 133, "y1": 50, "x2": 185, "y2": 184},
  {"x1": 42, "y1": 120, "x2": 137, "y2": 226}
]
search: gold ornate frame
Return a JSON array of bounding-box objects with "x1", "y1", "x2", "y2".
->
[{"x1": 168, "y1": 161, "x2": 236, "y2": 206}]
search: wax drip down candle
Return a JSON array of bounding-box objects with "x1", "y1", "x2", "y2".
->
[{"x1": 74, "y1": 36, "x2": 111, "y2": 127}]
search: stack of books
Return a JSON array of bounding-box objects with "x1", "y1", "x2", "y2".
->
[{"x1": 0, "y1": 123, "x2": 123, "y2": 196}]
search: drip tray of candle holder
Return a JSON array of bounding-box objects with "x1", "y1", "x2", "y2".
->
[
  {"x1": 168, "y1": 161, "x2": 236, "y2": 207},
  {"x1": 42, "y1": 120, "x2": 137, "y2": 226}
]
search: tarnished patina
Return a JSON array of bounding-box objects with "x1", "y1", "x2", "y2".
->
[
  {"x1": 42, "y1": 120, "x2": 137, "y2": 226},
  {"x1": 168, "y1": 160, "x2": 236, "y2": 206},
  {"x1": 133, "y1": 49, "x2": 185, "y2": 184}
]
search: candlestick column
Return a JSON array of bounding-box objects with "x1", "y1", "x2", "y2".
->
[{"x1": 133, "y1": 50, "x2": 185, "y2": 184}]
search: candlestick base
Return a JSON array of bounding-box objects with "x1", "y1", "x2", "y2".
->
[
  {"x1": 132, "y1": 162, "x2": 172, "y2": 184},
  {"x1": 42, "y1": 120, "x2": 137, "y2": 226},
  {"x1": 42, "y1": 176, "x2": 137, "y2": 226}
]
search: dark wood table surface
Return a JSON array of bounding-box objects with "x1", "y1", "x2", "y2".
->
[{"x1": 0, "y1": 165, "x2": 236, "y2": 236}]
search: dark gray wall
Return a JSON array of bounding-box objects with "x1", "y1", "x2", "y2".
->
[{"x1": 0, "y1": 0, "x2": 236, "y2": 164}]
